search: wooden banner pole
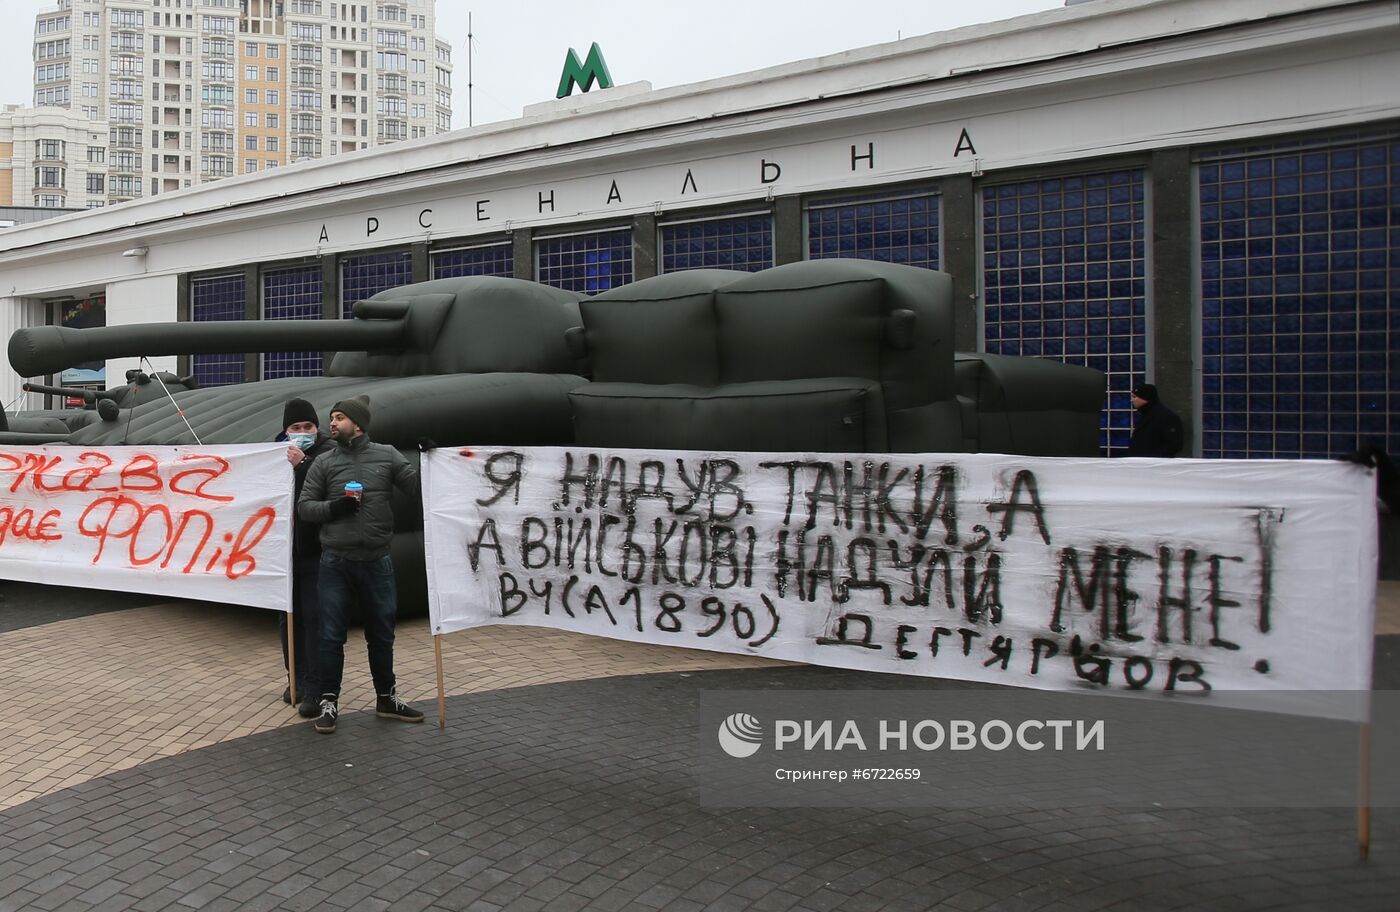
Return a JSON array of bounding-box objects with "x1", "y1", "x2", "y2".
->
[
  {"x1": 287, "y1": 610, "x2": 297, "y2": 706},
  {"x1": 1357, "y1": 593, "x2": 1376, "y2": 863},
  {"x1": 1359, "y1": 718, "x2": 1371, "y2": 862},
  {"x1": 434, "y1": 634, "x2": 447, "y2": 729}
]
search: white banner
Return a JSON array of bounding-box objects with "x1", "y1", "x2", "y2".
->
[
  {"x1": 0, "y1": 444, "x2": 293, "y2": 612},
  {"x1": 424, "y1": 447, "x2": 1377, "y2": 710}
]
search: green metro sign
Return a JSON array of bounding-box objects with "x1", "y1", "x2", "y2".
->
[{"x1": 557, "y1": 42, "x2": 614, "y2": 98}]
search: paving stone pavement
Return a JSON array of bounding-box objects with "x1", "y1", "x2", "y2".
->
[
  {"x1": 0, "y1": 666, "x2": 1395, "y2": 912},
  {"x1": 0, "y1": 594, "x2": 784, "y2": 810},
  {"x1": 0, "y1": 581, "x2": 154, "y2": 633},
  {"x1": 0, "y1": 579, "x2": 1396, "y2": 911}
]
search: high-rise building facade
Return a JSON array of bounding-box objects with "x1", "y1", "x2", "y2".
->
[
  {"x1": 33, "y1": 0, "x2": 453, "y2": 205},
  {"x1": 0, "y1": 104, "x2": 109, "y2": 209}
]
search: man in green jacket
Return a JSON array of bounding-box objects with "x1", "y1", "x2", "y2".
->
[{"x1": 297, "y1": 395, "x2": 423, "y2": 734}]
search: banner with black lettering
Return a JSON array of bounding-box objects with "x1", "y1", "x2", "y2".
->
[
  {"x1": 0, "y1": 444, "x2": 293, "y2": 611},
  {"x1": 422, "y1": 447, "x2": 1377, "y2": 713}
]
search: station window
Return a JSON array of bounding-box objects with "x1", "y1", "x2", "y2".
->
[
  {"x1": 1198, "y1": 135, "x2": 1399, "y2": 459},
  {"x1": 431, "y1": 241, "x2": 514, "y2": 279},
  {"x1": 341, "y1": 250, "x2": 414, "y2": 318},
  {"x1": 59, "y1": 296, "x2": 106, "y2": 387},
  {"x1": 981, "y1": 170, "x2": 1147, "y2": 455},
  {"x1": 660, "y1": 212, "x2": 773, "y2": 273},
  {"x1": 535, "y1": 228, "x2": 632, "y2": 293},
  {"x1": 190, "y1": 272, "x2": 246, "y2": 387},
  {"x1": 262, "y1": 264, "x2": 323, "y2": 378},
  {"x1": 807, "y1": 189, "x2": 940, "y2": 270}
]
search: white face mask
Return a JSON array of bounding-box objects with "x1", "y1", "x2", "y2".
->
[{"x1": 289, "y1": 432, "x2": 316, "y2": 450}]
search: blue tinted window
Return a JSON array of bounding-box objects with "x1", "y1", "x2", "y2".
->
[
  {"x1": 189, "y1": 272, "x2": 245, "y2": 387},
  {"x1": 1198, "y1": 136, "x2": 1399, "y2": 459},
  {"x1": 807, "y1": 190, "x2": 940, "y2": 269},
  {"x1": 341, "y1": 250, "x2": 413, "y2": 318},
  {"x1": 982, "y1": 170, "x2": 1146, "y2": 454},
  {"x1": 262, "y1": 264, "x2": 323, "y2": 379},
  {"x1": 661, "y1": 214, "x2": 773, "y2": 273},
  {"x1": 432, "y1": 242, "x2": 514, "y2": 279},
  {"x1": 536, "y1": 229, "x2": 633, "y2": 292}
]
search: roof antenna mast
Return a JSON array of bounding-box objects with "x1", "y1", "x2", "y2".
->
[{"x1": 467, "y1": 11, "x2": 474, "y2": 128}]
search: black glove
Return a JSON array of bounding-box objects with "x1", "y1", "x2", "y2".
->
[
  {"x1": 416, "y1": 437, "x2": 438, "y2": 452},
  {"x1": 327, "y1": 496, "x2": 361, "y2": 519}
]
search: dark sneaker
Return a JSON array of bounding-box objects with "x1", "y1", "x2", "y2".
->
[
  {"x1": 297, "y1": 694, "x2": 321, "y2": 718},
  {"x1": 376, "y1": 690, "x2": 424, "y2": 723},
  {"x1": 314, "y1": 697, "x2": 338, "y2": 734},
  {"x1": 282, "y1": 686, "x2": 292, "y2": 705}
]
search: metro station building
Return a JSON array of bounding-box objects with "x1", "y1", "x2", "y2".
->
[{"x1": 0, "y1": 0, "x2": 1395, "y2": 457}]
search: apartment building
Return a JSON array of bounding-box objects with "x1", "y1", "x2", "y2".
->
[
  {"x1": 33, "y1": 0, "x2": 453, "y2": 204},
  {"x1": 0, "y1": 104, "x2": 108, "y2": 209}
]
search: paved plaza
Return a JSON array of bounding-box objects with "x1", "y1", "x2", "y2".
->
[{"x1": 0, "y1": 575, "x2": 1396, "y2": 911}]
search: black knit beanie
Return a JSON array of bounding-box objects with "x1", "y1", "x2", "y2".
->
[
  {"x1": 282, "y1": 397, "x2": 319, "y2": 431},
  {"x1": 1131, "y1": 383, "x2": 1160, "y2": 404},
  {"x1": 331, "y1": 395, "x2": 371, "y2": 432}
]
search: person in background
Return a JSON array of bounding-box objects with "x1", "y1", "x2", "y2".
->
[
  {"x1": 278, "y1": 397, "x2": 333, "y2": 718},
  {"x1": 297, "y1": 395, "x2": 424, "y2": 734},
  {"x1": 1126, "y1": 382, "x2": 1184, "y2": 457},
  {"x1": 1346, "y1": 444, "x2": 1399, "y2": 514}
]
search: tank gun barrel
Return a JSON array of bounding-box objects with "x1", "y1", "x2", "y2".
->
[
  {"x1": 21, "y1": 382, "x2": 120, "y2": 403},
  {"x1": 9, "y1": 315, "x2": 411, "y2": 378}
]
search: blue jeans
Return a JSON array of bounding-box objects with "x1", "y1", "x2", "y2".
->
[
  {"x1": 317, "y1": 553, "x2": 398, "y2": 699},
  {"x1": 280, "y1": 554, "x2": 322, "y2": 695}
]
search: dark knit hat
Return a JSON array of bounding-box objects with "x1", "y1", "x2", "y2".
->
[
  {"x1": 282, "y1": 397, "x2": 319, "y2": 430},
  {"x1": 331, "y1": 395, "x2": 371, "y2": 432},
  {"x1": 1131, "y1": 383, "x2": 1160, "y2": 404}
]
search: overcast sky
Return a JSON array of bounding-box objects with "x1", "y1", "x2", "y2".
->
[{"x1": 6, "y1": 1, "x2": 1065, "y2": 129}]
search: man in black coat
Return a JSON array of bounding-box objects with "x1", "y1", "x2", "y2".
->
[
  {"x1": 278, "y1": 397, "x2": 334, "y2": 717},
  {"x1": 1126, "y1": 383, "x2": 1184, "y2": 457}
]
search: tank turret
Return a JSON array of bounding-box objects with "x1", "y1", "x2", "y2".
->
[
  {"x1": 9, "y1": 278, "x2": 585, "y2": 387},
  {"x1": 5, "y1": 276, "x2": 588, "y2": 451},
  {"x1": 9, "y1": 297, "x2": 431, "y2": 379}
]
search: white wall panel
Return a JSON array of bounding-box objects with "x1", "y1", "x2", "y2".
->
[{"x1": 103, "y1": 273, "x2": 178, "y2": 383}]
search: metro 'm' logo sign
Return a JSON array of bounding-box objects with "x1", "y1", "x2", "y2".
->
[{"x1": 557, "y1": 42, "x2": 613, "y2": 98}]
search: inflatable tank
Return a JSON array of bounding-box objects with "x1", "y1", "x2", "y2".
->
[{"x1": 2, "y1": 261, "x2": 1107, "y2": 612}]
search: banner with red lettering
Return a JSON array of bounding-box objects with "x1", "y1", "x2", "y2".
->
[
  {"x1": 0, "y1": 444, "x2": 292, "y2": 611},
  {"x1": 423, "y1": 446, "x2": 1378, "y2": 718}
]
